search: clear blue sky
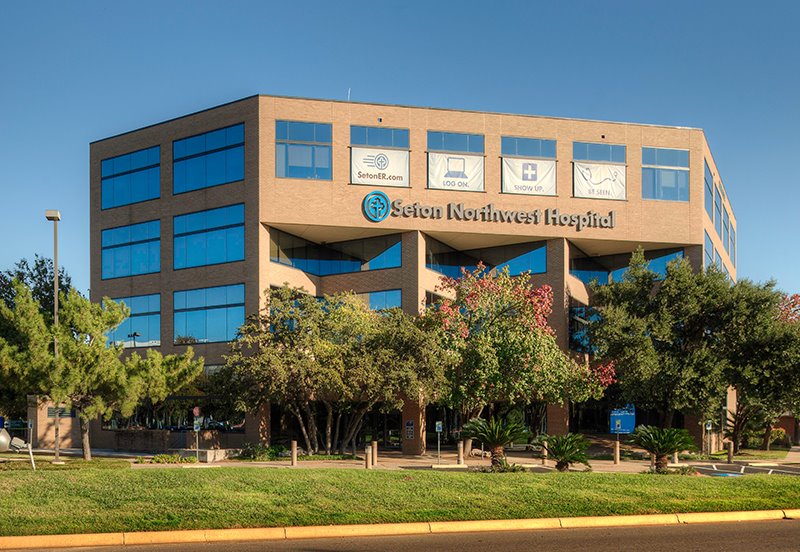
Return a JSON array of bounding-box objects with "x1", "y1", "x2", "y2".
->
[{"x1": 1, "y1": 1, "x2": 798, "y2": 295}]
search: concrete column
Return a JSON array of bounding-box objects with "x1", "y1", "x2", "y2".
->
[
  {"x1": 613, "y1": 440, "x2": 620, "y2": 465},
  {"x1": 401, "y1": 396, "x2": 426, "y2": 455},
  {"x1": 457, "y1": 440, "x2": 464, "y2": 465},
  {"x1": 371, "y1": 440, "x2": 378, "y2": 466},
  {"x1": 672, "y1": 451, "x2": 679, "y2": 464},
  {"x1": 290, "y1": 440, "x2": 297, "y2": 467},
  {"x1": 365, "y1": 446, "x2": 372, "y2": 469},
  {"x1": 727, "y1": 441, "x2": 734, "y2": 464}
]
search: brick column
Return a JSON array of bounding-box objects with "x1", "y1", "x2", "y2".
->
[{"x1": 401, "y1": 395, "x2": 426, "y2": 455}]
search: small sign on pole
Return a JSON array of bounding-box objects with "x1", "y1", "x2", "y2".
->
[
  {"x1": 435, "y1": 421, "x2": 443, "y2": 464},
  {"x1": 609, "y1": 405, "x2": 636, "y2": 435},
  {"x1": 193, "y1": 418, "x2": 201, "y2": 461}
]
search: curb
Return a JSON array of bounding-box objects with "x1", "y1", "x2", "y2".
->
[{"x1": 0, "y1": 509, "x2": 797, "y2": 549}]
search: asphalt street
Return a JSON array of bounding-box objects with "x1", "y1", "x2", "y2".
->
[{"x1": 14, "y1": 520, "x2": 800, "y2": 552}]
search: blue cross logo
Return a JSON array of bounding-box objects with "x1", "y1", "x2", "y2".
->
[{"x1": 363, "y1": 191, "x2": 390, "y2": 222}]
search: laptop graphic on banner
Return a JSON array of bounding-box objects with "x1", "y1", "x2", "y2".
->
[{"x1": 445, "y1": 157, "x2": 468, "y2": 179}]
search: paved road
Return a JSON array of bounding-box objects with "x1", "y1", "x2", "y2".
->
[{"x1": 16, "y1": 520, "x2": 800, "y2": 552}]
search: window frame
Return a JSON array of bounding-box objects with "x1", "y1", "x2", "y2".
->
[
  {"x1": 275, "y1": 120, "x2": 333, "y2": 181},
  {"x1": 173, "y1": 123, "x2": 245, "y2": 195}
]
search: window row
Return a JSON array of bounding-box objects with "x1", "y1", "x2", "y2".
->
[
  {"x1": 270, "y1": 228, "x2": 401, "y2": 276},
  {"x1": 101, "y1": 205, "x2": 245, "y2": 280},
  {"x1": 703, "y1": 159, "x2": 736, "y2": 267},
  {"x1": 101, "y1": 124, "x2": 245, "y2": 209},
  {"x1": 425, "y1": 237, "x2": 547, "y2": 279},
  {"x1": 570, "y1": 248, "x2": 684, "y2": 286},
  {"x1": 107, "y1": 284, "x2": 403, "y2": 347}
]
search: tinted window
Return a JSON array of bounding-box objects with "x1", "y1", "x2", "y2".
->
[
  {"x1": 173, "y1": 124, "x2": 244, "y2": 194},
  {"x1": 101, "y1": 146, "x2": 160, "y2": 209}
]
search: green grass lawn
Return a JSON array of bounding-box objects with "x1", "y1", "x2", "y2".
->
[{"x1": 0, "y1": 468, "x2": 798, "y2": 536}]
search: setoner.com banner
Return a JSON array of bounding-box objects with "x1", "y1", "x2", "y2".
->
[
  {"x1": 573, "y1": 162, "x2": 626, "y2": 200},
  {"x1": 502, "y1": 158, "x2": 557, "y2": 196},
  {"x1": 351, "y1": 147, "x2": 410, "y2": 187},
  {"x1": 428, "y1": 152, "x2": 484, "y2": 192}
]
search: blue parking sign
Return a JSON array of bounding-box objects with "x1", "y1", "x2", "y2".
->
[{"x1": 610, "y1": 405, "x2": 636, "y2": 434}]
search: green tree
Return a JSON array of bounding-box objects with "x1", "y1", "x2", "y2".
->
[
  {"x1": 589, "y1": 249, "x2": 731, "y2": 427},
  {"x1": 224, "y1": 286, "x2": 445, "y2": 454},
  {"x1": 0, "y1": 282, "x2": 203, "y2": 459},
  {"x1": 720, "y1": 283, "x2": 800, "y2": 451},
  {"x1": 0, "y1": 255, "x2": 72, "y2": 316},
  {"x1": 422, "y1": 264, "x2": 612, "y2": 427}
]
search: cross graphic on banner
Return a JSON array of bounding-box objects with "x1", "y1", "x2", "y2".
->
[{"x1": 522, "y1": 163, "x2": 538, "y2": 181}]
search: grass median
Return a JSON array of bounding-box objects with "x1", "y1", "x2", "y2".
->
[{"x1": 0, "y1": 468, "x2": 798, "y2": 536}]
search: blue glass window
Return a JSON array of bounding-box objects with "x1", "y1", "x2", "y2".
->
[
  {"x1": 368, "y1": 289, "x2": 402, "y2": 310},
  {"x1": 426, "y1": 238, "x2": 545, "y2": 278},
  {"x1": 705, "y1": 231, "x2": 714, "y2": 270},
  {"x1": 723, "y1": 209, "x2": 730, "y2": 254},
  {"x1": 101, "y1": 220, "x2": 160, "y2": 279},
  {"x1": 573, "y1": 142, "x2": 626, "y2": 163},
  {"x1": 173, "y1": 124, "x2": 244, "y2": 194},
  {"x1": 270, "y1": 229, "x2": 401, "y2": 276},
  {"x1": 569, "y1": 306, "x2": 598, "y2": 353},
  {"x1": 174, "y1": 204, "x2": 244, "y2": 269},
  {"x1": 351, "y1": 126, "x2": 409, "y2": 148},
  {"x1": 704, "y1": 161, "x2": 714, "y2": 221},
  {"x1": 714, "y1": 186, "x2": 722, "y2": 236},
  {"x1": 101, "y1": 146, "x2": 160, "y2": 209},
  {"x1": 427, "y1": 131, "x2": 484, "y2": 153},
  {"x1": 715, "y1": 249, "x2": 722, "y2": 268},
  {"x1": 570, "y1": 252, "x2": 609, "y2": 286},
  {"x1": 501, "y1": 136, "x2": 556, "y2": 158},
  {"x1": 642, "y1": 148, "x2": 689, "y2": 202},
  {"x1": 108, "y1": 294, "x2": 160, "y2": 348},
  {"x1": 173, "y1": 284, "x2": 245, "y2": 344},
  {"x1": 276, "y1": 121, "x2": 332, "y2": 180},
  {"x1": 730, "y1": 227, "x2": 736, "y2": 267},
  {"x1": 610, "y1": 250, "x2": 684, "y2": 282}
]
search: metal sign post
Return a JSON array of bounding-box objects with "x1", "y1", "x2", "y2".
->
[
  {"x1": 609, "y1": 405, "x2": 636, "y2": 465},
  {"x1": 193, "y1": 419, "x2": 201, "y2": 461},
  {"x1": 435, "y1": 421, "x2": 443, "y2": 464}
]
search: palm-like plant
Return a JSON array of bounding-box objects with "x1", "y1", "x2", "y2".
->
[
  {"x1": 462, "y1": 416, "x2": 529, "y2": 468},
  {"x1": 537, "y1": 433, "x2": 590, "y2": 472},
  {"x1": 631, "y1": 425, "x2": 695, "y2": 471}
]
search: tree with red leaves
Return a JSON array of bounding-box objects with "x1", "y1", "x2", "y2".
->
[
  {"x1": 422, "y1": 264, "x2": 613, "y2": 429},
  {"x1": 779, "y1": 293, "x2": 800, "y2": 324}
]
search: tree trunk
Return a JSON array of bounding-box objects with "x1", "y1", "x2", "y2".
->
[
  {"x1": 461, "y1": 405, "x2": 485, "y2": 457},
  {"x1": 332, "y1": 411, "x2": 342, "y2": 454},
  {"x1": 655, "y1": 454, "x2": 669, "y2": 471},
  {"x1": 288, "y1": 404, "x2": 312, "y2": 455},
  {"x1": 303, "y1": 403, "x2": 319, "y2": 454},
  {"x1": 762, "y1": 422, "x2": 773, "y2": 451},
  {"x1": 660, "y1": 408, "x2": 675, "y2": 429},
  {"x1": 490, "y1": 446, "x2": 504, "y2": 468},
  {"x1": 323, "y1": 402, "x2": 333, "y2": 455},
  {"x1": 79, "y1": 415, "x2": 92, "y2": 461}
]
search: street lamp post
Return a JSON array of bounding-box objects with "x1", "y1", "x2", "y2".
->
[
  {"x1": 127, "y1": 331, "x2": 141, "y2": 348},
  {"x1": 45, "y1": 210, "x2": 61, "y2": 463}
]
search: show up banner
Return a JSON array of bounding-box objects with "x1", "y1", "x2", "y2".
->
[
  {"x1": 428, "y1": 152, "x2": 484, "y2": 191},
  {"x1": 502, "y1": 158, "x2": 557, "y2": 195},
  {"x1": 351, "y1": 147, "x2": 410, "y2": 187},
  {"x1": 573, "y1": 162, "x2": 626, "y2": 200}
]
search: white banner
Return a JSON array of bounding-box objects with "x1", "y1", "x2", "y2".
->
[
  {"x1": 502, "y1": 158, "x2": 557, "y2": 196},
  {"x1": 351, "y1": 147, "x2": 409, "y2": 187},
  {"x1": 428, "y1": 152, "x2": 484, "y2": 192},
  {"x1": 573, "y1": 162, "x2": 626, "y2": 200}
]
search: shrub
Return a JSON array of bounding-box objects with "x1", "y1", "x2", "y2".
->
[
  {"x1": 771, "y1": 428, "x2": 790, "y2": 448},
  {"x1": 477, "y1": 459, "x2": 527, "y2": 473},
  {"x1": 631, "y1": 426, "x2": 695, "y2": 471},
  {"x1": 536, "y1": 433, "x2": 590, "y2": 472},
  {"x1": 150, "y1": 454, "x2": 198, "y2": 464},
  {"x1": 239, "y1": 442, "x2": 287, "y2": 461},
  {"x1": 462, "y1": 416, "x2": 529, "y2": 469}
]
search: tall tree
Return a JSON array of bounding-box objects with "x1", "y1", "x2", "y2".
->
[
  {"x1": 0, "y1": 255, "x2": 72, "y2": 316},
  {"x1": 224, "y1": 286, "x2": 445, "y2": 454},
  {"x1": 589, "y1": 249, "x2": 731, "y2": 427},
  {"x1": 0, "y1": 282, "x2": 203, "y2": 459},
  {"x1": 422, "y1": 264, "x2": 613, "y2": 428},
  {"x1": 721, "y1": 284, "x2": 800, "y2": 450}
]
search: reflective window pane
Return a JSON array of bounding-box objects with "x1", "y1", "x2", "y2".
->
[
  {"x1": 173, "y1": 284, "x2": 245, "y2": 344},
  {"x1": 172, "y1": 124, "x2": 245, "y2": 193}
]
